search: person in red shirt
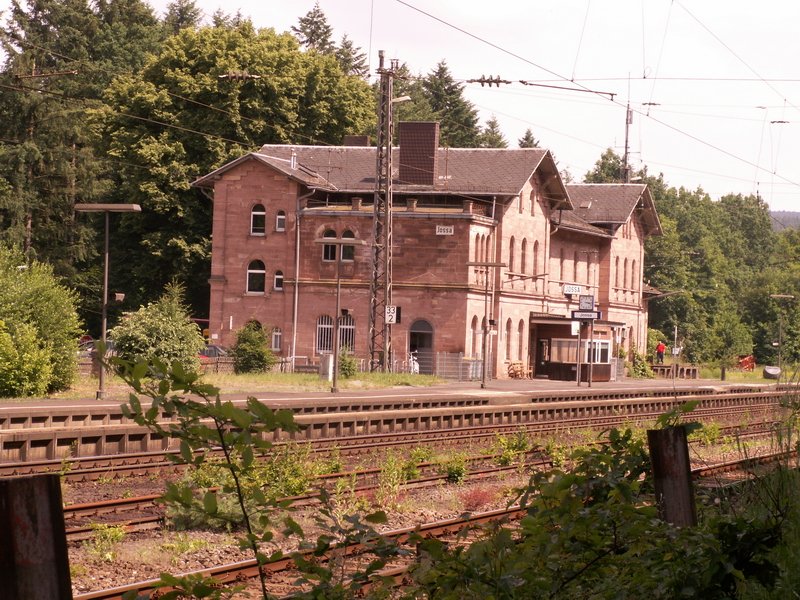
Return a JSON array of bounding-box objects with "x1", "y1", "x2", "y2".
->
[{"x1": 655, "y1": 341, "x2": 666, "y2": 364}]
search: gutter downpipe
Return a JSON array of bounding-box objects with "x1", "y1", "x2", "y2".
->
[{"x1": 291, "y1": 186, "x2": 318, "y2": 372}]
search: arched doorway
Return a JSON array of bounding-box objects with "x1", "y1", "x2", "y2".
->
[{"x1": 409, "y1": 319, "x2": 434, "y2": 374}]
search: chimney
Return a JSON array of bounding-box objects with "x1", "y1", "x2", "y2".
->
[
  {"x1": 398, "y1": 122, "x2": 439, "y2": 186},
  {"x1": 290, "y1": 150, "x2": 297, "y2": 170},
  {"x1": 343, "y1": 135, "x2": 370, "y2": 146}
]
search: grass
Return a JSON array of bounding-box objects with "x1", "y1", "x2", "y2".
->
[{"x1": 0, "y1": 369, "x2": 446, "y2": 403}]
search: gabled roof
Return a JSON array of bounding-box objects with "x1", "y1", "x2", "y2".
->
[
  {"x1": 192, "y1": 145, "x2": 572, "y2": 209},
  {"x1": 551, "y1": 209, "x2": 614, "y2": 238},
  {"x1": 565, "y1": 183, "x2": 662, "y2": 236}
]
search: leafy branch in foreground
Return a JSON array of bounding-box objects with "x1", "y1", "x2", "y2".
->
[{"x1": 115, "y1": 357, "x2": 400, "y2": 599}]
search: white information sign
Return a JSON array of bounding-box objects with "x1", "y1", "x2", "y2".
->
[
  {"x1": 563, "y1": 284, "x2": 583, "y2": 295},
  {"x1": 385, "y1": 305, "x2": 398, "y2": 324},
  {"x1": 436, "y1": 225, "x2": 454, "y2": 235}
]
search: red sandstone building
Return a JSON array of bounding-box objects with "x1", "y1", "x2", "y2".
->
[{"x1": 193, "y1": 122, "x2": 661, "y2": 381}]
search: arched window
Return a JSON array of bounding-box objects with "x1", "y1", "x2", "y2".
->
[
  {"x1": 316, "y1": 315, "x2": 333, "y2": 353},
  {"x1": 474, "y1": 233, "x2": 480, "y2": 263},
  {"x1": 615, "y1": 256, "x2": 620, "y2": 288},
  {"x1": 632, "y1": 259, "x2": 638, "y2": 290},
  {"x1": 521, "y1": 239, "x2": 528, "y2": 275},
  {"x1": 271, "y1": 327, "x2": 282, "y2": 351},
  {"x1": 517, "y1": 319, "x2": 525, "y2": 361},
  {"x1": 341, "y1": 230, "x2": 355, "y2": 262},
  {"x1": 624, "y1": 258, "x2": 629, "y2": 289},
  {"x1": 246, "y1": 260, "x2": 266, "y2": 293},
  {"x1": 470, "y1": 316, "x2": 479, "y2": 357},
  {"x1": 251, "y1": 204, "x2": 266, "y2": 235},
  {"x1": 339, "y1": 313, "x2": 355, "y2": 351},
  {"x1": 505, "y1": 318, "x2": 512, "y2": 360},
  {"x1": 509, "y1": 237, "x2": 516, "y2": 273},
  {"x1": 273, "y1": 270, "x2": 284, "y2": 291},
  {"x1": 275, "y1": 210, "x2": 286, "y2": 232},
  {"x1": 559, "y1": 248, "x2": 565, "y2": 281},
  {"x1": 322, "y1": 229, "x2": 336, "y2": 261},
  {"x1": 573, "y1": 251, "x2": 579, "y2": 282},
  {"x1": 533, "y1": 241, "x2": 539, "y2": 281},
  {"x1": 530, "y1": 191, "x2": 536, "y2": 215},
  {"x1": 484, "y1": 234, "x2": 491, "y2": 263}
]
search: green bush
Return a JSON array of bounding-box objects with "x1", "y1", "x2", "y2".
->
[
  {"x1": 629, "y1": 348, "x2": 655, "y2": 378},
  {"x1": 338, "y1": 348, "x2": 358, "y2": 378},
  {"x1": 0, "y1": 320, "x2": 53, "y2": 397},
  {"x1": 0, "y1": 246, "x2": 81, "y2": 395},
  {"x1": 230, "y1": 321, "x2": 277, "y2": 374},
  {"x1": 109, "y1": 282, "x2": 204, "y2": 373}
]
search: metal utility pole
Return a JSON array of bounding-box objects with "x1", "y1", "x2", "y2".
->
[
  {"x1": 622, "y1": 101, "x2": 632, "y2": 183},
  {"x1": 369, "y1": 51, "x2": 397, "y2": 371}
]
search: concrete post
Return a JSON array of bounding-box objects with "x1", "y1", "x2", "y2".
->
[
  {"x1": 0, "y1": 474, "x2": 72, "y2": 599},
  {"x1": 647, "y1": 427, "x2": 697, "y2": 527}
]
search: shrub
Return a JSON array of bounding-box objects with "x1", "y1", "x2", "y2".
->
[
  {"x1": 338, "y1": 347, "x2": 357, "y2": 378},
  {"x1": 0, "y1": 246, "x2": 81, "y2": 394},
  {"x1": 629, "y1": 348, "x2": 655, "y2": 378},
  {"x1": 109, "y1": 282, "x2": 204, "y2": 373},
  {"x1": 230, "y1": 321, "x2": 276, "y2": 374},
  {"x1": 0, "y1": 320, "x2": 53, "y2": 397}
]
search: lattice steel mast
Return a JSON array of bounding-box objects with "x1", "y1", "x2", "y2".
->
[{"x1": 369, "y1": 51, "x2": 397, "y2": 371}]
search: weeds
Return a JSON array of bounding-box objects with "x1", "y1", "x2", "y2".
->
[
  {"x1": 494, "y1": 430, "x2": 531, "y2": 466},
  {"x1": 85, "y1": 523, "x2": 126, "y2": 562},
  {"x1": 438, "y1": 452, "x2": 468, "y2": 484},
  {"x1": 459, "y1": 486, "x2": 496, "y2": 512}
]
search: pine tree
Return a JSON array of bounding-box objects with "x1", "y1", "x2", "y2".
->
[
  {"x1": 335, "y1": 34, "x2": 368, "y2": 77},
  {"x1": 291, "y1": 2, "x2": 334, "y2": 54},
  {"x1": 479, "y1": 115, "x2": 507, "y2": 148},
  {"x1": 518, "y1": 128, "x2": 540, "y2": 148},
  {"x1": 163, "y1": 0, "x2": 202, "y2": 34},
  {"x1": 422, "y1": 60, "x2": 480, "y2": 147}
]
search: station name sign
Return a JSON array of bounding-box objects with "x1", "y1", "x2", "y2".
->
[
  {"x1": 435, "y1": 225, "x2": 454, "y2": 235},
  {"x1": 563, "y1": 284, "x2": 583, "y2": 295},
  {"x1": 571, "y1": 310, "x2": 601, "y2": 320}
]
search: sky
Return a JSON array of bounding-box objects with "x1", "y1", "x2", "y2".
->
[{"x1": 7, "y1": 0, "x2": 800, "y2": 211}]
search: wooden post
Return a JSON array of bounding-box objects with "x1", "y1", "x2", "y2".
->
[
  {"x1": 647, "y1": 427, "x2": 697, "y2": 527},
  {"x1": 0, "y1": 474, "x2": 72, "y2": 599}
]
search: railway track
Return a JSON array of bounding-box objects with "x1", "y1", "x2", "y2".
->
[
  {"x1": 72, "y1": 503, "x2": 528, "y2": 600},
  {"x1": 2, "y1": 388, "x2": 791, "y2": 465}
]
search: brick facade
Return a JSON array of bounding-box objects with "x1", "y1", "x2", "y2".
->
[{"x1": 194, "y1": 123, "x2": 661, "y2": 380}]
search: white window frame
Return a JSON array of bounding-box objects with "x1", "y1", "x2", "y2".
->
[
  {"x1": 271, "y1": 327, "x2": 282, "y2": 352},
  {"x1": 275, "y1": 210, "x2": 286, "y2": 232},
  {"x1": 246, "y1": 260, "x2": 266, "y2": 293},
  {"x1": 250, "y1": 204, "x2": 266, "y2": 236},
  {"x1": 316, "y1": 315, "x2": 333, "y2": 353},
  {"x1": 273, "y1": 270, "x2": 284, "y2": 291}
]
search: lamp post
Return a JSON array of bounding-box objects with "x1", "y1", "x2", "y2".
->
[
  {"x1": 467, "y1": 261, "x2": 506, "y2": 388},
  {"x1": 74, "y1": 203, "x2": 141, "y2": 400},
  {"x1": 316, "y1": 237, "x2": 366, "y2": 393},
  {"x1": 770, "y1": 293, "x2": 795, "y2": 382}
]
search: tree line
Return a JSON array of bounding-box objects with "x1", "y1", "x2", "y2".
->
[
  {"x1": 1, "y1": 0, "x2": 797, "y2": 371},
  {"x1": 0, "y1": 0, "x2": 524, "y2": 330}
]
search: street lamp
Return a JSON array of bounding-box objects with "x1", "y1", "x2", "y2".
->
[
  {"x1": 75, "y1": 203, "x2": 141, "y2": 400},
  {"x1": 770, "y1": 293, "x2": 795, "y2": 381},
  {"x1": 467, "y1": 260, "x2": 506, "y2": 388},
  {"x1": 315, "y1": 236, "x2": 366, "y2": 393}
]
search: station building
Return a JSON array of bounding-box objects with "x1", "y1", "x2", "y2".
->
[{"x1": 192, "y1": 122, "x2": 661, "y2": 381}]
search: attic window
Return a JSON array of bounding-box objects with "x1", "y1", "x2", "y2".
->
[{"x1": 579, "y1": 199, "x2": 593, "y2": 209}]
